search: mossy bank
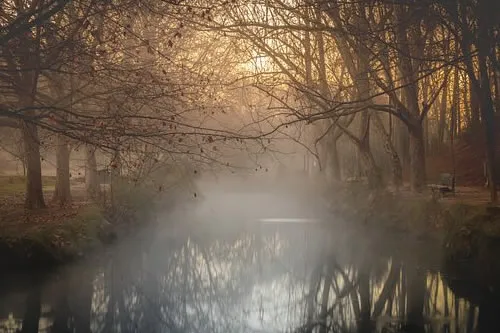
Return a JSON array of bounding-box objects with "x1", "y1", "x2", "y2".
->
[
  {"x1": 324, "y1": 184, "x2": 500, "y2": 241},
  {"x1": 0, "y1": 204, "x2": 113, "y2": 270},
  {"x1": 0, "y1": 179, "x2": 173, "y2": 270}
]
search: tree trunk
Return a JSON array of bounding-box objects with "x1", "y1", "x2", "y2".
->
[
  {"x1": 452, "y1": 58, "x2": 460, "y2": 137},
  {"x1": 479, "y1": 78, "x2": 497, "y2": 202},
  {"x1": 111, "y1": 149, "x2": 122, "y2": 178},
  {"x1": 438, "y1": 77, "x2": 449, "y2": 146},
  {"x1": 22, "y1": 120, "x2": 46, "y2": 209},
  {"x1": 22, "y1": 155, "x2": 26, "y2": 176},
  {"x1": 356, "y1": 30, "x2": 383, "y2": 189},
  {"x1": 409, "y1": 123, "x2": 427, "y2": 192},
  {"x1": 324, "y1": 5, "x2": 382, "y2": 187},
  {"x1": 360, "y1": 145, "x2": 383, "y2": 189},
  {"x1": 394, "y1": 4, "x2": 427, "y2": 191},
  {"x1": 395, "y1": 118, "x2": 410, "y2": 170},
  {"x1": 373, "y1": 114, "x2": 403, "y2": 188},
  {"x1": 478, "y1": 0, "x2": 497, "y2": 202},
  {"x1": 330, "y1": 138, "x2": 341, "y2": 182},
  {"x1": 422, "y1": 77, "x2": 430, "y2": 153},
  {"x1": 463, "y1": 74, "x2": 471, "y2": 127},
  {"x1": 492, "y1": 57, "x2": 500, "y2": 113},
  {"x1": 470, "y1": 79, "x2": 481, "y2": 129},
  {"x1": 85, "y1": 146, "x2": 99, "y2": 199},
  {"x1": 53, "y1": 133, "x2": 72, "y2": 206}
]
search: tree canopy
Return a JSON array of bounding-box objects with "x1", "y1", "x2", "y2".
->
[{"x1": 0, "y1": 0, "x2": 499, "y2": 207}]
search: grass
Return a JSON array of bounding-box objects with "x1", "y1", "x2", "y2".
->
[
  {"x1": 443, "y1": 203, "x2": 500, "y2": 238},
  {"x1": 326, "y1": 184, "x2": 500, "y2": 240},
  {"x1": 0, "y1": 175, "x2": 57, "y2": 197},
  {"x1": 0, "y1": 175, "x2": 108, "y2": 267},
  {"x1": 0, "y1": 177, "x2": 166, "y2": 268},
  {"x1": 0, "y1": 203, "x2": 106, "y2": 263}
]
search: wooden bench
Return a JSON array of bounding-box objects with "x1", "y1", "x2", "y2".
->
[{"x1": 428, "y1": 173, "x2": 455, "y2": 198}]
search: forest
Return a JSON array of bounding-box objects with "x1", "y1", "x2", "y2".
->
[
  {"x1": 0, "y1": 0, "x2": 499, "y2": 209},
  {"x1": 1, "y1": 1, "x2": 500, "y2": 333}
]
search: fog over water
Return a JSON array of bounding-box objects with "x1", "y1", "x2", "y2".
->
[{"x1": 0, "y1": 175, "x2": 498, "y2": 333}]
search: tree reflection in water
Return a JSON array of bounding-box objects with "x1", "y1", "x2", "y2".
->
[{"x1": 0, "y1": 223, "x2": 487, "y2": 333}]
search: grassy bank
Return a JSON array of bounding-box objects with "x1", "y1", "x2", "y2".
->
[
  {"x1": 0, "y1": 174, "x2": 185, "y2": 270},
  {"x1": 0, "y1": 175, "x2": 106, "y2": 269},
  {"x1": 0, "y1": 175, "x2": 57, "y2": 197},
  {"x1": 324, "y1": 184, "x2": 500, "y2": 240},
  {"x1": 0, "y1": 204, "x2": 109, "y2": 269}
]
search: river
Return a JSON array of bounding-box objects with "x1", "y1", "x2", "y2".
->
[{"x1": 0, "y1": 184, "x2": 498, "y2": 333}]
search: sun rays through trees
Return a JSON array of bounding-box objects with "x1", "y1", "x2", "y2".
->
[{"x1": 0, "y1": 0, "x2": 499, "y2": 207}]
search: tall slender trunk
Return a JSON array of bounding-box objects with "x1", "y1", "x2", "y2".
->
[
  {"x1": 53, "y1": 133, "x2": 72, "y2": 205},
  {"x1": 22, "y1": 118, "x2": 45, "y2": 209},
  {"x1": 395, "y1": 4, "x2": 427, "y2": 192},
  {"x1": 373, "y1": 114, "x2": 403, "y2": 188},
  {"x1": 479, "y1": 73, "x2": 497, "y2": 202},
  {"x1": 452, "y1": 55, "x2": 461, "y2": 137},
  {"x1": 13, "y1": 14, "x2": 45, "y2": 209},
  {"x1": 492, "y1": 58, "x2": 500, "y2": 113},
  {"x1": 438, "y1": 77, "x2": 449, "y2": 146},
  {"x1": 111, "y1": 149, "x2": 122, "y2": 178},
  {"x1": 424, "y1": 116, "x2": 429, "y2": 153},
  {"x1": 110, "y1": 149, "x2": 122, "y2": 207},
  {"x1": 317, "y1": 26, "x2": 342, "y2": 183},
  {"x1": 422, "y1": 77, "x2": 430, "y2": 153},
  {"x1": 470, "y1": 79, "x2": 481, "y2": 128},
  {"x1": 463, "y1": 74, "x2": 471, "y2": 128},
  {"x1": 396, "y1": 102, "x2": 410, "y2": 168},
  {"x1": 323, "y1": 5, "x2": 382, "y2": 187},
  {"x1": 304, "y1": 29, "x2": 312, "y2": 87},
  {"x1": 330, "y1": 137, "x2": 341, "y2": 181},
  {"x1": 477, "y1": 0, "x2": 497, "y2": 202},
  {"x1": 409, "y1": 123, "x2": 427, "y2": 192},
  {"x1": 358, "y1": 60, "x2": 382, "y2": 188},
  {"x1": 85, "y1": 146, "x2": 99, "y2": 199}
]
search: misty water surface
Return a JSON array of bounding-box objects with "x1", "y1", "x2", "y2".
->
[{"x1": 0, "y1": 181, "x2": 498, "y2": 333}]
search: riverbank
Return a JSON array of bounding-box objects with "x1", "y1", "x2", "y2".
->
[
  {"x1": 0, "y1": 175, "x2": 109, "y2": 269},
  {"x1": 0, "y1": 202, "x2": 112, "y2": 270},
  {"x1": 323, "y1": 182, "x2": 500, "y2": 244},
  {"x1": 2, "y1": 175, "x2": 499, "y2": 271},
  {"x1": 0, "y1": 174, "x2": 190, "y2": 270}
]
